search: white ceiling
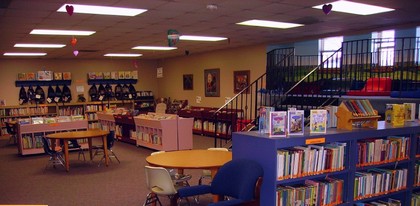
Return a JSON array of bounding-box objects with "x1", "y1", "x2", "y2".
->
[{"x1": 1, "y1": 0, "x2": 420, "y2": 60}]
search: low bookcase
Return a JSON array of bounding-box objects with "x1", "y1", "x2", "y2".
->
[{"x1": 232, "y1": 121, "x2": 419, "y2": 205}]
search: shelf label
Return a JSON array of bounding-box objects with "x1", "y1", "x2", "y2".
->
[
  {"x1": 49, "y1": 123, "x2": 59, "y2": 127},
  {"x1": 305, "y1": 137, "x2": 325, "y2": 145}
]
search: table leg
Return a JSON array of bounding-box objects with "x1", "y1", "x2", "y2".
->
[
  {"x1": 102, "y1": 135, "x2": 109, "y2": 167},
  {"x1": 210, "y1": 168, "x2": 221, "y2": 202},
  {"x1": 63, "y1": 141, "x2": 70, "y2": 172},
  {"x1": 88, "y1": 138, "x2": 93, "y2": 160}
]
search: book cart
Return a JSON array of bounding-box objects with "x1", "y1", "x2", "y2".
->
[
  {"x1": 232, "y1": 121, "x2": 420, "y2": 205},
  {"x1": 17, "y1": 120, "x2": 88, "y2": 155},
  {"x1": 134, "y1": 113, "x2": 193, "y2": 151},
  {"x1": 336, "y1": 99, "x2": 381, "y2": 131}
]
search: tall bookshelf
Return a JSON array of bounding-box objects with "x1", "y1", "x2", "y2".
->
[{"x1": 232, "y1": 121, "x2": 420, "y2": 205}]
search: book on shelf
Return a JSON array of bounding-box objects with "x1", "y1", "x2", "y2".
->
[
  {"x1": 287, "y1": 109, "x2": 304, "y2": 135},
  {"x1": 31, "y1": 117, "x2": 44, "y2": 124},
  {"x1": 258, "y1": 106, "x2": 274, "y2": 133},
  {"x1": 268, "y1": 111, "x2": 287, "y2": 137},
  {"x1": 309, "y1": 109, "x2": 327, "y2": 133},
  {"x1": 385, "y1": 104, "x2": 405, "y2": 126},
  {"x1": 403, "y1": 103, "x2": 416, "y2": 121}
]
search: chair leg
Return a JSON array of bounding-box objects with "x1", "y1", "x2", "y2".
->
[
  {"x1": 110, "y1": 150, "x2": 120, "y2": 163},
  {"x1": 144, "y1": 192, "x2": 162, "y2": 206},
  {"x1": 78, "y1": 148, "x2": 86, "y2": 161}
]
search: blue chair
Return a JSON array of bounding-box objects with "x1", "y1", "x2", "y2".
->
[{"x1": 178, "y1": 159, "x2": 263, "y2": 206}]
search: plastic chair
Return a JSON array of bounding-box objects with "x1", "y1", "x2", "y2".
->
[
  {"x1": 5, "y1": 122, "x2": 17, "y2": 144},
  {"x1": 41, "y1": 137, "x2": 65, "y2": 171},
  {"x1": 143, "y1": 165, "x2": 186, "y2": 206},
  {"x1": 60, "y1": 139, "x2": 86, "y2": 161},
  {"x1": 178, "y1": 159, "x2": 264, "y2": 206},
  {"x1": 150, "y1": 151, "x2": 192, "y2": 186},
  {"x1": 93, "y1": 131, "x2": 120, "y2": 166},
  {"x1": 198, "y1": 148, "x2": 229, "y2": 185}
]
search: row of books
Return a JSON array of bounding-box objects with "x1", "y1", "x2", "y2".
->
[
  {"x1": 356, "y1": 136, "x2": 410, "y2": 167},
  {"x1": 58, "y1": 107, "x2": 84, "y2": 116},
  {"x1": 88, "y1": 122, "x2": 101, "y2": 129},
  {"x1": 260, "y1": 107, "x2": 329, "y2": 137},
  {"x1": 86, "y1": 104, "x2": 104, "y2": 112},
  {"x1": 341, "y1": 99, "x2": 377, "y2": 117},
  {"x1": 276, "y1": 142, "x2": 346, "y2": 180},
  {"x1": 412, "y1": 192, "x2": 420, "y2": 206},
  {"x1": 276, "y1": 177, "x2": 343, "y2": 206},
  {"x1": 21, "y1": 134, "x2": 43, "y2": 149},
  {"x1": 87, "y1": 71, "x2": 138, "y2": 80},
  {"x1": 136, "y1": 131, "x2": 162, "y2": 145},
  {"x1": 354, "y1": 168, "x2": 408, "y2": 200},
  {"x1": 355, "y1": 198, "x2": 401, "y2": 206},
  {"x1": 26, "y1": 115, "x2": 84, "y2": 124},
  {"x1": 86, "y1": 113, "x2": 98, "y2": 121},
  {"x1": 7, "y1": 106, "x2": 49, "y2": 116},
  {"x1": 17, "y1": 71, "x2": 71, "y2": 81},
  {"x1": 385, "y1": 103, "x2": 417, "y2": 126}
]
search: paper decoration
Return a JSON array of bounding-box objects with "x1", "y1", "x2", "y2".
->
[
  {"x1": 73, "y1": 50, "x2": 79, "y2": 56},
  {"x1": 66, "y1": 5, "x2": 74, "y2": 16},
  {"x1": 322, "y1": 4, "x2": 332, "y2": 15}
]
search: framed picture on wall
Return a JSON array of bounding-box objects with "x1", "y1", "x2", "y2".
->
[
  {"x1": 183, "y1": 74, "x2": 193, "y2": 90},
  {"x1": 234, "y1": 70, "x2": 250, "y2": 93},
  {"x1": 204, "y1": 68, "x2": 220, "y2": 97}
]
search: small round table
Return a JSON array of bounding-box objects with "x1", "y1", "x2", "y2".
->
[{"x1": 46, "y1": 130, "x2": 110, "y2": 172}]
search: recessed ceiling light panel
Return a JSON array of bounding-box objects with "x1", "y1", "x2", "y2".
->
[
  {"x1": 14, "y1": 43, "x2": 66, "y2": 48},
  {"x1": 104, "y1": 53, "x2": 142, "y2": 57},
  {"x1": 132, "y1": 46, "x2": 177, "y2": 51},
  {"x1": 4, "y1": 52, "x2": 47, "y2": 56},
  {"x1": 30, "y1": 29, "x2": 95, "y2": 36},
  {"x1": 180, "y1": 35, "x2": 227, "y2": 41},
  {"x1": 237, "y1": 20, "x2": 304, "y2": 29},
  {"x1": 57, "y1": 4, "x2": 147, "y2": 16},
  {"x1": 313, "y1": 1, "x2": 394, "y2": 15}
]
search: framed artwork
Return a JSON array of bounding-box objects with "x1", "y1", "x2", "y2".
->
[
  {"x1": 233, "y1": 70, "x2": 250, "y2": 93},
  {"x1": 183, "y1": 74, "x2": 193, "y2": 90},
  {"x1": 204, "y1": 68, "x2": 220, "y2": 97}
]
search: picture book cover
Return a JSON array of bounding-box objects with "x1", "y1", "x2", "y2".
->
[
  {"x1": 287, "y1": 109, "x2": 304, "y2": 135},
  {"x1": 403, "y1": 103, "x2": 416, "y2": 121},
  {"x1": 310, "y1": 109, "x2": 327, "y2": 133},
  {"x1": 258, "y1": 106, "x2": 274, "y2": 133},
  {"x1": 268, "y1": 111, "x2": 287, "y2": 137},
  {"x1": 62, "y1": 72, "x2": 72, "y2": 80}
]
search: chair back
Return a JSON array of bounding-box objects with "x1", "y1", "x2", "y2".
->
[
  {"x1": 211, "y1": 159, "x2": 263, "y2": 201},
  {"x1": 107, "y1": 131, "x2": 115, "y2": 149},
  {"x1": 41, "y1": 137, "x2": 54, "y2": 156},
  {"x1": 5, "y1": 122, "x2": 15, "y2": 134},
  {"x1": 144, "y1": 165, "x2": 178, "y2": 196}
]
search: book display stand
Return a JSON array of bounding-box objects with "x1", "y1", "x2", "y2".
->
[{"x1": 336, "y1": 100, "x2": 381, "y2": 130}]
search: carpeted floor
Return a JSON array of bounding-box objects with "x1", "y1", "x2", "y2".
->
[{"x1": 0, "y1": 134, "x2": 222, "y2": 206}]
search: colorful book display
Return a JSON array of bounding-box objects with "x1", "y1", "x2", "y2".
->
[
  {"x1": 287, "y1": 109, "x2": 304, "y2": 135},
  {"x1": 309, "y1": 109, "x2": 327, "y2": 133},
  {"x1": 385, "y1": 104, "x2": 405, "y2": 126},
  {"x1": 258, "y1": 106, "x2": 274, "y2": 133},
  {"x1": 268, "y1": 111, "x2": 287, "y2": 137},
  {"x1": 336, "y1": 99, "x2": 380, "y2": 130}
]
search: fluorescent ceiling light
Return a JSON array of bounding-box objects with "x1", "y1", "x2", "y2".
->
[
  {"x1": 4, "y1": 52, "x2": 47, "y2": 56},
  {"x1": 237, "y1": 20, "x2": 303, "y2": 29},
  {"x1": 104, "y1": 53, "x2": 142, "y2": 57},
  {"x1": 132, "y1": 46, "x2": 177, "y2": 51},
  {"x1": 30, "y1": 29, "x2": 95, "y2": 36},
  {"x1": 14, "y1": 43, "x2": 66, "y2": 48},
  {"x1": 313, "y1": 1, "x2": 394, "y2": 15},
  {"x1": 180, "y1": 35, "x2": 227, "y2": 41},
  {"x1": 57, "y1": 4, "x2": 147, "y2": 17}
]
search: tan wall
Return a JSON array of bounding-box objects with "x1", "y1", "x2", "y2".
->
[
  {"x1": 0, "y1": 44, "x2": 267, "y2": 108},
  {"x1": 156, "y1": 44, "x2": 267, "y2": 107},
  {"x1": 0, "y1": 59, "x2": 158, "y2": 106}
]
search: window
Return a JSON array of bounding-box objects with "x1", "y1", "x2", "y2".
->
[
  {"x1": 416, "y1": 26, "x2": 420, "y2": 63},
  {"x1": 371, "y1": 30, "x2": 395, "y2": 66},
  {"x1": 319, "y1": 36, "x2": 343, "y2": 68}
]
